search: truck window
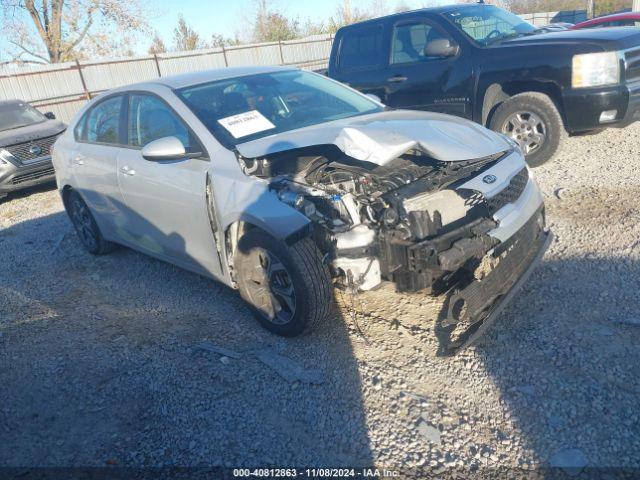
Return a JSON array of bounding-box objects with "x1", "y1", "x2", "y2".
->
[
  {"x1": 391, "y1": 22, "x2": 447, "y2": 64},
  {"x1": 444, "y1": 5, "x2": 535, "y2": 46},
  {"x1": 339, "y1": 25, "x2": 384, "y2": 70}
]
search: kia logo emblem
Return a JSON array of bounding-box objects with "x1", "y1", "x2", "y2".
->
[
  {"x1": 29, "y1": 144, "x2": 42, "y2": 156},
  {"x1": 482, "y1": 174, "x2": 497, "y2": 184}
]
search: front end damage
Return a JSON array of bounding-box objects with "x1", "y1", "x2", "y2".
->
[{"x1": 236, "y1": 127, "x2": 549, "y2": 353}]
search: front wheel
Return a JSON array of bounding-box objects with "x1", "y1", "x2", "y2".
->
[
  {"x1": 235, "y1": 230, "x2": 333, "y2": 337},
  {"x1": 490, "y1": 92, "x2": 564, "y2": 168}
]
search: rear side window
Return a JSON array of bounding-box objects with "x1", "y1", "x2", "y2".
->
[
  {"x1": 85, "y1": 96, "x2": 124, "y2": 145},
  {"x1": 339, "y1": 25, "x2": 385, "y2": 70}
]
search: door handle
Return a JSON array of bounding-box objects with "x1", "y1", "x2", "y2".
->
[
  {"x1": 387, "y1": 75, "x2": 408, "y2": 83},
  {"x1": 120, "y1": 166, "x2": 136, "y2": 176},
  {"x1": 73, "y1": 156, "x2": 84, "y2": 166}
]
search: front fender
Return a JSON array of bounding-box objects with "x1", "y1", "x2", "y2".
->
[{"x1": 219, "y1": 186, "x2": 312, "y2": 245}]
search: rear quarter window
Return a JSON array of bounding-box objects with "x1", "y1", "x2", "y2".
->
[
  {"x1": 84, "y1": 96, "x2": 125, "y2": 145},
  {"x1": 338, "y1": 24, "x2": 385, "y2": 71}
]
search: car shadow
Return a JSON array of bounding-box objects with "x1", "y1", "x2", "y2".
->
[
  {"x1": 2, "y1": 200, "x2": 639, "y2": 475},
  {"x1": 0, "y1": 205, "x2": 374, "y2": 469}
]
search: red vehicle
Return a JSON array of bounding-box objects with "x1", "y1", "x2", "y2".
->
[{"x1": 572, "y1": 12, "x2": 640, "y2": 29}]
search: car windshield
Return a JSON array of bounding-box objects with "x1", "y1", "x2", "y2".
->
[
  {"x1": 177, "y1": 70, "x2": 383, "y2": 148},
  {"x1": 0, "y1": 101, "x2": 46, "y2": 132},
  {"x1": 443, "y1": 5, "x2": 537, "y2": 46}
]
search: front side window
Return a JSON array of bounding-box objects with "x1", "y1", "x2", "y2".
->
[
  {"x1": 0, "y1": 101, "x2": 46, "y2": 132},
  {"x1": 128, "y1": 94, "x2": 193, "y2": 150},
  {"x1": 391, "y1": 22, "x2": 448, "y2": 64},
  {"x1": 177, "y1": 70, "x2": 382, "y2": 148},
  {"x1": 339, "y1": 25, "x2": 385, "y2": 70},
  {"x1": 444, "y1": 5, "x2": 536, "y2": 46},
  {"x1": 85, "y1": 96, "x2": 124, "y2": 144}
]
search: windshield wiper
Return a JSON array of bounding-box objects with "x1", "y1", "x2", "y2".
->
[{"x1": 487, "y1": 30, "x2": 538, "y2": 44}]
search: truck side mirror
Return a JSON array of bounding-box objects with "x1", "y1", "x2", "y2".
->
[{"x1": 425, "y1": 39, "x2": 460, "y2": 58}]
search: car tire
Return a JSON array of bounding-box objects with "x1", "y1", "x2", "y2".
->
[
  {"x1": 65, "y1": 189, "x2": 117, "y2": 255},
  {"x1": 235, "y1": 229, "x2": 333, "y2": 337},
  {"x1": 490, "y1": 92, "x2": 564, "y2": 168}
]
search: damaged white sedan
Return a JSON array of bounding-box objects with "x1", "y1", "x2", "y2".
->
[{"x1": 52, "y1": 66, "x2": 551, "y2": 353}]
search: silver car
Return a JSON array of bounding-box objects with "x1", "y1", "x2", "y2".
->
[{"x1": 52, "y1": 66, "x2": 550, "y2": 353}]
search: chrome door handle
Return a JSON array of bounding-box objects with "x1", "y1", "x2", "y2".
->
[
  {"x1": 120, "y1": 166, "x2": 136, "y2": 176},
  {"x1": 387, "y1": 75, "x2": 408, "y2": 83},
  {"x1": 73, "y1": 156, "x2": 84, "y2": 166}
]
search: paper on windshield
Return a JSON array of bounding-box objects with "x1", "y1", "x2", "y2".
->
[{"x1": 217, "y1": 110, "x2": 275, "y2": 139}]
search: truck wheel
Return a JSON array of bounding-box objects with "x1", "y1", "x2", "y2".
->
[
  {"x1": 65, "y1": 189, "x2": 117, "y2": 255},
  {"x1": 490, "y1": 92, "x2": 563, "y2": 168},
  {"x1": 235, "y1": 229, "x2": 333, "y2": 337}
]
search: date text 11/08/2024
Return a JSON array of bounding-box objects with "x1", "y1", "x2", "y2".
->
[{"x1": 233, "y1": 468, "x2": 400, "y2": 477}]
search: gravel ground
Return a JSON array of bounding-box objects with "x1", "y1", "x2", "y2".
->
[{"x1": 1, "y1": 124, "x2": 640, "y2": 476}]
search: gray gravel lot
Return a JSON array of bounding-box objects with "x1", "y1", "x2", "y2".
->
[{"x1": 1, "y1": 124, "x2": 640, "y2": 475}]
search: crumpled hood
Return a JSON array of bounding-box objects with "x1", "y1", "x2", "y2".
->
[
  {"x1": 0, "y1": 119, "x2": 66, "y2": 148},
  {"x1": 235, "y1": 110, "x2": 510, "y2": 165}
]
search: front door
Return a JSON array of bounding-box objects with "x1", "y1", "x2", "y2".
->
[
  {"x1": 384, "y1": 19, "x2": 472, "y2": 118},
  {"x1": 116, "y1": 93, "x2": 222, "y2": 277}
]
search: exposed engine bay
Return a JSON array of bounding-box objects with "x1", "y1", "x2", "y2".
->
[
  {"x1": 237, "y1": 142, "x2": 548, "y2": 351},
  {"x1": 239, "y1": 135, "x2": 551, "y2": 353}
]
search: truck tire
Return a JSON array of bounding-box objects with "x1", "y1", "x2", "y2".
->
[
  {"x1": 65, "y1": 189, "x2": 117, "y2": 255},
  {"x1": 490, "y1": 92, "x2": 563, "y2": 168},
  {"x1": 235, "y1": 229, "x2": 333, "y2": 337}
]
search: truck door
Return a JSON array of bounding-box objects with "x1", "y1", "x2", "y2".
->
[
  {"x1": 384, "y1": 19, "x2": 473, "y2": 119},
  {"x1": 330, "y1": 22, "x2": 390, "y2": 102}
]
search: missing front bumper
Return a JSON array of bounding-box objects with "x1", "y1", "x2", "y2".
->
[{"x1": 436, "y1": 210, "x2": 551, "y2": 355}]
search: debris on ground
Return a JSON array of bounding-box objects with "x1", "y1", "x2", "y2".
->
[
  {"x1": 254, "y1": 348, "x2": 324, "y2": 384},
  {"x1": 194, "y1": 340, "x2": 242, "y2": 359}
]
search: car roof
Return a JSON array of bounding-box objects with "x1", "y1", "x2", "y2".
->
[
  {"x1": 336, "y1": 3, "x2": 487, "y2": 29},
  {"x1": 0, "y1": 99, "x2": 25, "y2": 109},
  {"x1": 574, "y1": 11, "x2": 640, "y2": 27},
  {"x1": 113, "y1": 65, "x2": 297, "y2": 92}
]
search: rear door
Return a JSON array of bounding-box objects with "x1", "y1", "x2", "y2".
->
[
  {"x1": 384, "y1": 18, "x2": 472, "y2": 118},
  {"x1": 331, "y1": 22, "x2": 390, "y2": 101},
  {"x1": 115, "y1": 92, "x2": 221, "y2": 277},
  {"x1": 71, "y1": 94, "x2": 128, "y2": 239}
]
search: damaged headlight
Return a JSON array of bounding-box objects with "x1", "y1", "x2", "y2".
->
[{"x1": 277, "y1": 189, "x2": 305, "y2": 208}]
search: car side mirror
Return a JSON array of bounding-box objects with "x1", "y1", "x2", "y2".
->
[
  {"x1": 365, "y1": 93, "x2": 383, "y2": 104},
  {"x1": 44, "y1": 112, "x2": 56, "y2": 120},
  {"x1": 141, "y1": 136, "x2": 187, "y2": 161},
  {"x1": 424, "y1": 39, "x2": 459, "y2": 58}
]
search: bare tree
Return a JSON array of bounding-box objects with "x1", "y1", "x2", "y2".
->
[
  {"x1": 394, "y1": 1, "x2": 413, "y2": 13},
  {"x1": 148, "y1": 33, "x2": 167, "y2": 55},
  {"x1": 251, "y1": 0, "x2": 299, "y2": 42},
  {"x1": 173, "y1": 14, "x2": 203, "y2": 51},
  {"x1": 210, "y1": 34, "x2": 240, "y2": 48},
  {"x1": 0, "y1": 0, "x2": 148, "y2": 63},
  {"x1": 327, "y1": 0, "x2": 373, "y2": 33}
]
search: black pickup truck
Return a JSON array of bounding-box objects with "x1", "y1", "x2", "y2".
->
[{"x1": 327, "y1": 3, "x2": 640, "y2": 166}]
